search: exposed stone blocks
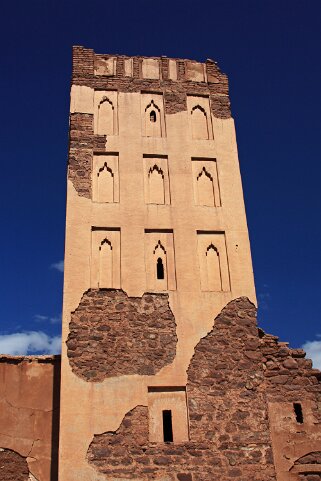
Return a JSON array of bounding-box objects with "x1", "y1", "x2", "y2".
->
[
  {"x1": 68, "y1": 112, "x2": 93, "y2": 198},
  {"x1": 66, "y1": 289, "x2": 177, "y2": 382},
  {"x1": 261, "y1": 331, "x2": 321, "y2": 416},
  {"x1": 86, "y1": 298, "x2": 321, "y2": 480},
  {"x1": 0, "y1": 448, "x2": 29, "y2": 481},
  {"x1": 86, "y1": 298, "x2": 276, "y2": 481}
]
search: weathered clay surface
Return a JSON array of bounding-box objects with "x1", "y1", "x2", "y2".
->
[
  {"x1": 87, "y1": 297, "x2": 276, "y2": 481},
  {"x1": 66, "y1": 289, "x2": 177, "y2": 382},
  {"x1": 0, "y1": 355, "x2": 60, "y2": 481},
  {"x1": 0, "y1": 448, "x2": 29, "y2": 481}
]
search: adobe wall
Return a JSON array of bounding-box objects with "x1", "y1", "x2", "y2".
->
[
  {"x1": 0, "y1": 355, "x2": 60, "y2": 481},
  {"x1": 59, "y1": 46, "x2": 257, "y2": 481}
]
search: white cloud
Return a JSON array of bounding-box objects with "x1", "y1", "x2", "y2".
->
[
  {"x1": 0, "y1": 331, "x2": 61, "y2": 355},
  {"x1": 301, "y1": 337, "x2": 321, "y2": 370},
  {"x1": 34, "y1": 314, "x2": 62, "y2": 325},
  {"x1": 34, "y1": 314, "x2": 48, "y2": 321},
  {"x1": 50, "y1": 260, "x2": 64, "y2": 273}
]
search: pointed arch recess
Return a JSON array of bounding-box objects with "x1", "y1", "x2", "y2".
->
[
  {"x1": 153, "y1": 240, "x2": 168, "y2": 288},
  {"x1": 206, "y1": 244, "x2": 222, "y2": 291},
  {"x1": 98, "y1": 97, "x2": 115, "y2": 135},
  {"x1": 99, "y1": 238, "x2": 113, "y2": 288},
  {"x1": 148, "y1": 165, "x2": 165, "y2": 204},
  {"x1": 197, "y1": 167, "x2": 215, "y2": 206},
  {"x1": 191, "y1": 105, "x2": 209, "y2": 139},
  {"x1": 96, "y1": 162, "x2": 114, "y2": 203},
  {"x1": 145, "y1": 100, "x2": 162, "y2": 137}
]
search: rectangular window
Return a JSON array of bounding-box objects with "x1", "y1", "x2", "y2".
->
[
  {"x1": 162, "y1": 410, "x2": 173, "y2": 442},
  {"x1": 147, "y1": 386, "x2": 189, "y2": 443},
  {"x1": 293, "y1": 402, "x2": 304, "y2": 423}
]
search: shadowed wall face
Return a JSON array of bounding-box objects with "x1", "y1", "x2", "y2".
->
[{"x1": 0, "y1": 356, "x2": 60, "y2": 481}]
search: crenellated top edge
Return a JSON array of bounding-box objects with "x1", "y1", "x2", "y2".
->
[{"x1": 72, "y1": 45, "x2": 228, "y2": 85}]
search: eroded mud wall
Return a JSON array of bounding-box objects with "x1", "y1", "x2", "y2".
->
[{"x1": 0, "y1": 355, "x2": 60, "y2": 481}]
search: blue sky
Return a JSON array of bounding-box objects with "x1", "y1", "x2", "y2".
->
[{"x1": 0, "y1": 0, "x2": 320, "y2": 366}]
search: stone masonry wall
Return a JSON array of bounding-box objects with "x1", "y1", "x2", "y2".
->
[
  {"x1": 260, "y1": 330, "x2": 321, "y2": 411},
  {"x1": 66, "y1": 289, "x2": 177, "y2": 382},
  {"x1": 0, "y1": 448, "x2": 29, "y2": 481},
  {"x1": 68, "y1": 112, "x2": 93, "y2": 198},
  {"x1": 87, "y1": 297, "x2": 276, "y2": 481},
  {"x1": 259, "y1": 331, "x2": 321, "y2": 481}
]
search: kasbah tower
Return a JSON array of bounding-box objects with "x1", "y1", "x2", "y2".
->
[
  {"x1": 59, "y1": 46, "x2": 321, "y2": 481},
  {"x1": 1, "y1": 46, "x2": 321, "y2": 481}
]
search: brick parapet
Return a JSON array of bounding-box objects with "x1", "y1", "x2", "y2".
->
[{"x1": 71, "y1": 46, "x2": 231, "y2": 118}]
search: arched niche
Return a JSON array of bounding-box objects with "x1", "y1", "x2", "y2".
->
[
  {"x1": 145, "y1": 100, "x2": 162, "y2": 137},
  {"x1": 99, "y1": 238, "x2": 113, "y2": 288},
  {"x1": 96, "y1": 162, "x2": 114, "y2": 203},
  {"x1": 97, "y1": 97, "x2": 115, "y2": 135},
  {"x1": 197, "y1": 167, "x2": 215, "y2": 206},
  {"x1": 191, "y1": 105, "x2": 209, "y2": 140},
  {"x1": 206, "y1": 244, "x2": 222, "y2": 291},
  {"x1": 148, "y1": 165, "x2": 165, "y2": 204},
  {"x1": 153, "y1": 240, "x2": 168, "y2": 289}
]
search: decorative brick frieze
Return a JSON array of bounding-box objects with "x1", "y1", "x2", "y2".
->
[
  {"x1": 66, "y1": 289, "x2": 177, "y2": 382},
  {"x1": 71, "y1": 46, "x2": 231, "y2": 119}
]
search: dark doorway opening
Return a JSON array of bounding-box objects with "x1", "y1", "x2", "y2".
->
[
  {"x1": 293, "y1": 403, "x2": 304, "y2": 423},
  {"x1": 157, "y1": 257, "x2": 164, "y2": 279},
  {"x1": 162, "y1": 410, "x2": 173, "y2": 442}
]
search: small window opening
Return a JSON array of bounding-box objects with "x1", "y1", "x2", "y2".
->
[
  {"x1": 293, "y1": 403, "x2": 304, "y2": 423},
  {"x1": 150, "y1": 110, "x2": 156, "y2": 123},
  {"x1": 157, "y1": 257, "x2": 164, "y2": 279},
  {"x1": 162, "y1": 410, "x2": 173, "y2": 442}
]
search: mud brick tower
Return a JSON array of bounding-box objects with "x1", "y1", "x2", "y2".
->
[{"x1": 58, "y1": 47, "x2": 321, "y2": 481}]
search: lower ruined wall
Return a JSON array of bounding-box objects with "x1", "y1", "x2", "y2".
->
[
  {"x1": 0, "y1": 296, "x2": 321, "y2": 481},
  {"x1": 0, "y1": 355, "x2": 60, "y2": 481},
  {"x1": 85, "y1": 296, "x2": 321, "y2": 481},
  {"x1": 87, "y1": 297, "x2": 276, "y2": 481}
]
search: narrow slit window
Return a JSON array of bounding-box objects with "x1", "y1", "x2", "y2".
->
[
  {"x1": 150, "y1": 110, "x2": 156, "y2": 123},
  {"x1": 157, "y1": 257, "x2": 164, "y2": 279},
  {"x1": 293, "y1": 403, "x2": 304, "y2": 423},
  {"x1": 162, "y1": 410, "x2": 173, "y2": 442}
]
